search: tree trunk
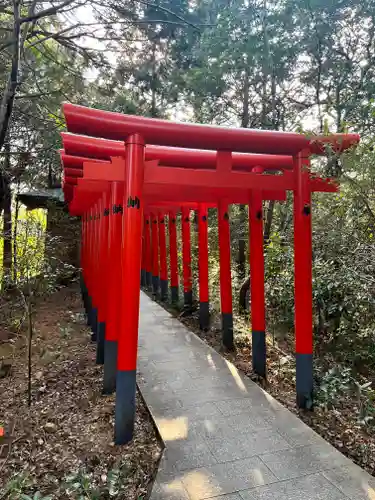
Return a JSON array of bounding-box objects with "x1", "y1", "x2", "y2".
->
[
  {"x1": 13, "y1": 181, "x2": 20, "y2": 283},
  {"x1": 2, "y1": 144, "x2": 12, "y2": 290},
  {"x1": 261, "y1": 0, "x2": 269, "y2": 128},
  {"x1": 239, "y1": 275, "x2": 250, "y2": 312},
  {"x1": 0, "y1": 1, "x2": 21, "y2": 152},
  {"x1": 151, "y1": 41, "x2": 157, "y2": 117}
]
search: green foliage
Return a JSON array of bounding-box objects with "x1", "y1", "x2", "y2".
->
[
  {"x1": 316, "y1": 366, "x2": 353, "y2": 409},
  {"x1": 63, "y1": 467, "x2": 123, "y2": 499},
  {"x1": 1, "y1": 472, "x2": 34, "y2": 499},
  {"x1": 20, "y1": 492, "x2": 52, "y2": 500},
  {"x1": 64, "y1": 471, "x2": 100, "y2": 500},
  {"x1": 315, "y1": 365, "x2": 375, "y2": 426}
]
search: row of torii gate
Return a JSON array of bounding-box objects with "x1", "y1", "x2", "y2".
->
[{"x1": 60, "y1": 103, "x2": 359, "y2": 444}]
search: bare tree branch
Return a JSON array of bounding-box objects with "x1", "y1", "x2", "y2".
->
[
  {"x1": 19, "y1": 0, "x2": 78, "y2": 24},
  {"x1": 114, "y1": 1, "x2": 200, "y2": 31}
]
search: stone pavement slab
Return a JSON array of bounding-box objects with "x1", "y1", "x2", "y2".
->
[{"x1": 137, "y1": 292, "x2": 375, "y2": 500}]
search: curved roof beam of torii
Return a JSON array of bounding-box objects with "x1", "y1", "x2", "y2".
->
[
  {"x1": 60, "y1": 133, "x2": 294, "y2": 171},
  {"x1": 62, "y1": 103, "x2": 359, "y2": 156},
  {"x1": 62, "y1": 103, "x2": 311, "y2": 155}
]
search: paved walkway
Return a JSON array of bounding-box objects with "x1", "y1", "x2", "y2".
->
[{"x1": 137, "y1": 292, "x2": 375, "y2": 500}]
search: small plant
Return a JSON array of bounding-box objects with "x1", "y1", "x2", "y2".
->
[
  {"x1": 63, "y1": 467, "x2": 122, "y2": 499},
  {"x1": 355, "y1": 380, "x2": 375, "y2": 425},
  {"x1": 58, "y1": 323, "x2": 73, "y2": 338},
  {"x1": 316, "y1": 365, "x2": 375, "y2": 426},
  {"x1": 20, "y1": 492, "x2": 52, "y2": 500},
  {"x1": 1, "y1": 472, "x2": 34, "y2": 499},
  {"x1": 67, "y1": 311, "x2": 86, "y2": 324},
  {"x1": 106, "y1": 468, "x2": 121, "y2": 497},
  {"x1": 316, "y1": 365, "x2": 352, "y2": 409},
  {"x1": 64, "y1": 470, "x2": 100, "y2": 500}
]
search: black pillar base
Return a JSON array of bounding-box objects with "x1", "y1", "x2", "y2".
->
[
  {"x1": 252, "y1": 330, "x2": 266, "y2": 378},
  {"x1": 96, "y1": 321, "x2": 105, "y2": 364},
  {"x1": 140, "y1": 269, "x2": 146, "y2": 288},
  {"x1": 296, "y1": 353, "x2": 314, "y2": 409},
  {"x1": 86, "y1": 295, "x2": 93, "y2": 327},
  {"x1": 146, "y1": 271, "x2": 152, "y2": 290},
  {"x1": 82, "y1": 293, "x2": 89, "y2": 321},
  {"x1": 103, "y1": 339, "x2": 117, "y2": 394},
  {"x1": 152, "y1": 275, "x2": 159, "y2": 297},
  {"x1": 80, "y1": 276, "x2": 89, "y2": 319},
  {"x1": 199, "y1": 301, "x2": 210, "y2": 331},
  {"x1": 79, "y1": 273, "x2": 85, "y2": 300},
  {"x1": 160, "y1": 279, "x2": 168, "y2": 302},
  {"x1": 90, "y1": 307, "x2": 98, "y2": 342},
  {"x1": 222, "y1": 312, "x2": 234, "y2": 350},
  {"x1": 184, "y1": 290, "x2": 193, "y2": 312},
  {"x1": 115, "y1": 369, "x2": 136, "y2": 444},
  {"x1": 170, "y1": 286, "x2": 179, "y2": 305}
]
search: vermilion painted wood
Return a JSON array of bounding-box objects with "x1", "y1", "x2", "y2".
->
[
  {"x1": 217, "y1": 152, "x2": 233, "y2": 319},
  {"x1": 151, "y1": 213, "x2": 159, "y2": 287},
  {"x1": 60, "y1": 151, "x2": 108, "y2": 169},
  {"x1": 61, "y1": 154, "x2": 338, "y2": 203},
  {"x1": 62, "y1": 104, "x2": 360, "y2": 155},
  {"x1": 144, "y1": 215, "x2": 152, "y2": 279},
  {"x1": 158, "y1": 213, "x2": 168, "y2": 281},
  {"x1": 310, "y1": 135, "x2": 360, "y2": 154},
  {"x1": 294, "y1": 152, "x2": 313, "y2": 355},
  {"x1": 198, "y1": 204, "x2": 209, "y2": 305},
  {"x1": 249, "y1": 189, "x2": 266, "y2": 376},
  {"x1": 91, "y1": 203, "x2": 99, "y2": 317},
  {"x1": 106, "y1": 182, "x2": 123, "y2": 343},
  {"x1": 61, "y1": 132, "x2": 294, "y2": 170},
  {"x1": 141, "y1": 216, "x2": 147, "y2": 277},
  {"x1": 97, "y1": 194, "x2": 108, "y2": 325},
  {"x1": 117, "y1": 134, "x2": 145, "y2": 372},
  {"x1": 168, "y1": 211, "x2": 179, "y2": 290},
  {"x1": 293, "y1": 151, "x2": 314, "y2": 409},
  {"x1": 62, "y1": 103, "x2": 310, "y2": 155},
  {"x1": 65, "y1": 167, "x2": 83, "y2": 177},
  {"x1": 181, "y1": 207, "x2": 192, "y2": 299},
  {"x1": 249, "y1": 169, "x2": 266, "y2": 336}
]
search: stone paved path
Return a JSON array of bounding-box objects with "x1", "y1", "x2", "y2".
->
[{"x1": 137, "y1": 292, "x2": 375, "y2": 500}]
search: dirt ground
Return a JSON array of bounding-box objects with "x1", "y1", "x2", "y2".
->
[{"x1": 0, "y1": 287, "x2": 162, "y2": 499}]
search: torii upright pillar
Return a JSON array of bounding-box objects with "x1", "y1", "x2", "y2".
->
[
  {"x1": 249, "y1": 188, "x2": 266, "y2": 377},
  {"x1": 218, "y1": 199, "x2": 234, "y2": 350},
  {"x1": 182, "y1": 207, "x2": 193, "y2": 311},
  {"x1": 198, "y1": 204, "x2": 210, "y2": 330},
  {"x1": 144, "y1": 216, "x2": 152, "y2": 290},
  {"x1": 151, "y1": 213, "x2": 159, "y2": 297},
  {"x1": 169, "y1": 211, "x2": 179, "y2": 304},
  {"x1": 90, "y1": 204, "x2": 98, "y2": 340},
  {"x1": 103, "y1": 181, "x2": 123, "y2": 394},
  {"x1": 115, "y1": 134, "x2": 145, "y2": 444},
  {"x1": 158, "y1": 213, "x2": 168, "y2": 301},
  {"x1": 294, "y1": 150, "x2": 313, "y2": 409},
  {"x1": 96, "y1": 192, "x2": 109, "y2": 365}
]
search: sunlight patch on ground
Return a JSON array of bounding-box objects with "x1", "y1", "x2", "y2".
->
[
  {"x1": 224, "y1": 359, "x2": 247, "y2": 392},
  {"x1": 156, "y1": 417, "x2": 189, "y2": 441},
  {"x1": 206, "y1": 353, "x2": 218, "y2": 369}
]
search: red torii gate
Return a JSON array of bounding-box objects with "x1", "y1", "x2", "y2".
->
[
  {"x1": 60, "y1": 103, "x2": 359, "y2": 444},
  {"x1": 60, "y1": 139, "x2": 337, "y2": 373}
]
